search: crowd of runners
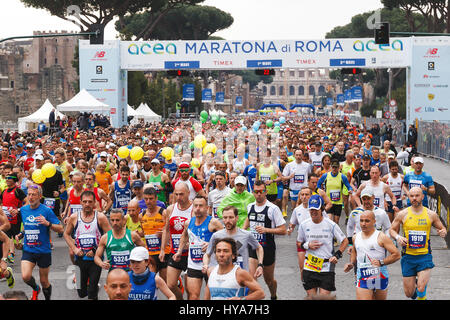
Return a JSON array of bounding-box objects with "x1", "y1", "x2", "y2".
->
[{"x1": 0, "y1": 114, "x2": 446, "y2": 300}]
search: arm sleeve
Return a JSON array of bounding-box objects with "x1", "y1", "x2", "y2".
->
[
  {"x1": 190, "y1": 178, "x2": 203, "y2": 192},
  {"x1": 317, "y1": 173, "x2": 327, "y2": 189},
  {"x1": 341, "y1": 174, "x2": 353, "y2": 191},
  {"x1": 290, "y1": 208, "x2": 298, "y2": 225},
  {"x1": 346, "y1": 212, "x2": 356, "y2": 237}
]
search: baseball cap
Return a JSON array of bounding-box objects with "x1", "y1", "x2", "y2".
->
[
  {"x1": 129, "y1": 246, "x2": 149, "y2": 262},
  {"x1": 100, "y1": 151, "x2": 108, "y2": 157},
  {"x1": 235, "y1": 176, "x2": 247, "y2": 185},
  {"x1": 361, "y1": 188, "x2": 374, "y2": 198},
  {"x1": 387, "y1": 151, "x2": 395, "y2": 159},
  {"x1": 151, "y1": 158, "x2": 160, "y2": 164},
  {"x1": 132, "y1": 180, "x2": 144, "y2": 189},
  {"x1": 17, "y1": 143, "x2": 23, "y2": 148},
  {"x1": 35, "y1": 149, "x2": 44, "y2": 155},
  {"x1": 308, "y1": 194, "x2": 324, "y2": 210},
  {"x1": 26, "y1": 143, "x2": 33, "y2": 149},
  {"x1": 413, "y1": 157, "x2": 424, "y2": 164},
  {"x1": 179, "y1": 162, "x2": 190, "y2": 169},
  {"x1": 362, "y1": 154, "x2": 371, "y2": 160},
  {"x1": 35, "y1": 155, "x2": 44, "y2": 161},
  {"x1": 331, "y1": 159, "x2": 340, "y2": 167}
]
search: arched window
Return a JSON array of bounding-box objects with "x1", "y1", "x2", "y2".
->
[
  {"x1": 298, "y1": 86, "x2": 304, "y2": 96},
  {"x1": 318, "y1": 85, "x2": 325, "y2": 95},
  {"x1": 309, "y1": 85, "x2": 315, "y2": 96},
  {"x1": 270, "y1": 86, "x2": 276, "y2": 95},
  {"x1": 279, "y1": 86, "x2": 284, "y2": 96},
  {"x1": 263, "y1": 86, "x2": 267, "y2": 95},
  {"x1": 289, "y1": 85, "x2": 295, "y2": 96}
]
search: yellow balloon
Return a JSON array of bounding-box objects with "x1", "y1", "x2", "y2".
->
[
  {"x1": 32, "y1": 169, "x2": 46, "y2": 184},
  {"x1": 117, "y1": 146, "x2": 130, "y2": 159},
  {"x1": 194, "y1": 135, "x2": 207, "y2": 149},
  {"x1": 130, "y1": 146, "x2": 144, "y2": 161},
  {"x1": 41, "y1": 163, "x2": 56, "y2": 178},
  {"x1": 202, "y1": 143, "x2": 217, "y2": 155},
  {"x1": 161, "y1": 147, "x2": 174, "y2": 160},
  {"x1": 191, "y1": 158, "x2": 201, "y2": 168}
]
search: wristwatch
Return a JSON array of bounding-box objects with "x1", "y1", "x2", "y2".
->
[
  {"x1": 1, "y1": 257, "x2": 8, "y2": 263},
  {"x1": 257, "y1": 263, "x2": 264, "y2": 268},
  {"x1": 379, "y1": 259, "x2": 385, "y2": 266}
]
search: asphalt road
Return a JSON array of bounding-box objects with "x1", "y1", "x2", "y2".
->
[{"x1": 2, "y1": 155, "x2": 449, "y2": 300}]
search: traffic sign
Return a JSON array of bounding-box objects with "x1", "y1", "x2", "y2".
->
[
  {"x1": 390, "y1": 112, "x2": 396, "y2": 119},
  {"x1": 384, "y1": 111, "x2": 391, "y2": 118},
  {"x1": 389, "y1": 99, "x2": 397, "y2": 107}
]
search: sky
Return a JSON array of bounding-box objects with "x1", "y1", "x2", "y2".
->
[{"x1": 0, "y1": 0, "x2": 383, "y2": 41}]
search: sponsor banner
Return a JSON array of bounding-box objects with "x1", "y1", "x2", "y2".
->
[
  {"x1": 326, "y1": 97, "x2": 334, "y2": 106},
  {"x1": 201, "y1": 88, "x2": 212, "y2": 103},
  {"x1": 182, "y1": 84, "x2": 195, "y2": 101},
  {"x1": 409, "y1": 37, "x2": 450, "y2": 122},
  {"x1": 79, "y1": 40, "x2": 127, "y2": 128},
  {"x1": 344, "y1": 89, "x2": 352, "y2": 102},
  {"x1": 336, "y1": 94, "x2": 345, "y2": 106},
  {"x1": 215, "y1": 92, "x2": 225, "y2": 105},
  {"x1": 351, "y1": 86, "x2": 363, "y2": 102},
  {"x1": 120, "y1": 38, "x2": 411, "y2": 70}
]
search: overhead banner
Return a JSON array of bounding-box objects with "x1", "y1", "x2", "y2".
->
[
  {"x1": 344, "y1": 89, "x2": 352, "y2": 102},
  {"x1": 120, "y1": 38, "x2": 411, "y2": 70},
  {"x1": 326, "y1": 97, "x2": 334, "y2": 106},
  {"x1": 201, "y1": 88, "x2": 212, "y2": 102},
  {"x1": 235, "y1": 96, "x2": 243, "y2": 106},
  {"x1": 409, "y1": 37, "x2": 450, "y2": 123},
  {"x1": 182, "y1": 84, "x2": 195, "y2": 101},
  {"x1": 216, "y1": 92, "x2": 225, "y2": 105}
]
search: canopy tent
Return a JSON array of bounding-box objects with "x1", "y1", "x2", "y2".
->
[
  {"x1": 290, "y1": 104, "x2": 315, "y2": 114},
  {"x1": 259, "y1": 104, "x2": 287, "y2": 111},
  {"x1": 134, "y1": 103, "x2": 161, "y2": 123},
  {"x1": 127, "y1": 105, "x2": 139, "y2": 116},
  {"x1": 18, "y1": 99, "x2": 65, "y2": 133},
  {"x1": 210, "y1": 109, "x2": 226, "y2": 117},
  {"x1": 57, "y1": 89, "x2": 110, "y2": 113}
]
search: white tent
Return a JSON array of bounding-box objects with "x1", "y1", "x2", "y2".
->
[
  {"x1": 57, "y1": 89, "x2": 110, "y2": 113},
  {"x1": 18, "y1": 99, "x2": 65, "y2": 133},
  {"x1": 134, "y1": 103, "x2": 161, "y2": 123},
  {"x1": 127, "y1": 104, "x2": 139, "y2": 116}
]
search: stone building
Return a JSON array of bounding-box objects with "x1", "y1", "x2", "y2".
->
[{"x1": 0, "y1": 30, "x2": 80, "y2": 122}]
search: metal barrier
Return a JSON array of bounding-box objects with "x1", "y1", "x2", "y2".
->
[
  {"x1": 348, "y1": 115, "x2": 406, "y2": 147},
  {"x1": 0, "y1": 121, "x2": 18, "y2": 131},
  {"x1": 417, "y1": 121, "x2": 450, "y2": 163},
  {"x1": 427, "y1": 182, "x2": 450, "y2": 247}
]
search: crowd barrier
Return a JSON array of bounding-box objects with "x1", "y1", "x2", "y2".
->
[
  {"x1": 427, "y1": 182, "x2": 450, "y2": 248},
  {"x1": 348, "y1": 115, "x2": 406, "y2": 147},
  {"x1": 417, "y1": 121, "x2": 450, "y2": 163}
]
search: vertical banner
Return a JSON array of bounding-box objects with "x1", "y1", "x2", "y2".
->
[
  {"x1": 336, "y1": 94, "x2": 344, "y2": 106},
  {"x1": 326, "y1": 97, "x2": 334, "y2": 106},
  {"x1": 216, "y1": 92, "x2": 225, "y2": 105},
  {"x1": 351, "y1": 86, "x2": 363, "y2": 102},
  {"x1": 79, "y1": 40, "x2": 127, "y2": 128},
  {"x1": 182, "y1": 84, "x2": 195, "y2": 101},
  {"x1": 201, "y1": 88, "x2": 212, "y2": 102},
  {"x1": 235, "y1": 96, "x2": 243, "y2": 106},
  {"x1": 344, "y1": 89, "x2": 352, "y2": 103}
]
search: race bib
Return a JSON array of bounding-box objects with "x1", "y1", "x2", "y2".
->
[
  {"x1": 294, "y1": 174, "x2": 305, "y2": 184},
  {"x1": 189, "y1": 242, "x2": 204, "y2": 263},
  {"x1": 145, "y1": 234, "x2": 161, "y2": 253},
  {"x1": 111, "y1": 250, "x2": 130, "y2": 268},
  {"x1": 70, "y1": 204, "x2": 83, "y2": 216},
  {"x1": 44, "y1": 198, "x2": 56, "y2": 210},
  {"x1": 212, "y1": 206, "x2": 219, "y2": 219},
  {"x1": 359, "y1": 262, "x2": 380, "y2": 280},
  {"x1": 374, "y1": 198, "x2": 380, "y2": 206},
  {"x1": 118, "y1": 195, "x2": 130, "y2": 209},
  {"x1": 250, "y1": 221, "x2": 266, "y2": 246},
  {"x1": 151, "y1": 182, "x2": 161, "y2": 193},
  {"x1": 409, "y1": 179, "x2": 423, "y2": 189},
  {"x1": 313, "y1": 161, "x2": 322, "y2": 168},
  {"x1": 329, "y1": 189, "x2": 341, "y2": 202},
  {"x1": 78, "y1": 235, "x2": 96, "y2": 251},
  {"x1": 25, "y1": 229, "x2": 41, "y2": 247},
  {"x1": 235, "y1": 256, "x2": 244, "y2": 269},
  {"x1": 393, "y1": 190, "x2": 402, "y2": 199},
  {"x1": 304, "y1": 254, "x2": 324, "y2": 273},
  {"x1": 260, "y1": 175, "x2": 271, "y2": 182},
  {"x1": 408, "y1": 230, "x2": 427, "y2": 249},
  {"x1": 171, "y1": 234, "x2": 182, "y2": 252}
]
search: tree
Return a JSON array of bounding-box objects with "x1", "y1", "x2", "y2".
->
[
  {"x1": 116, "y1": 5, "x2": 234, "y2": 41},
  {"x1": 128, "y1": 72, "x2": 149, "y2": 107},
  {"x1": 21, "y1": 0, "x2": 204, "y2": 33}
]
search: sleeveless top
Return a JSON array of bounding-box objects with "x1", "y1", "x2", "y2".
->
[
  {"x1": 74, "y1": 211, "x2": 102, "y2": 261},
  {"x1": 324, "y1": 172, "x2": 344, "y2": 205},
  {"x1": 355, "y1": 230, "x2": 388, "y2": 281},
  {"x1": 113, "y1": 180, "x2": 132, "y2": 214},
  {"x1": 363, "y1": 181, "x2": 386, "y2": 208},
  {"x1": 248, "y1": 204, "x2": 274, "y2": 248},
  {"x1": 403, "y1": 206, "x2": 431, "y2": 255},
  {"x1": 2, "y1": 187, "x2": 22, "y2": 224},
  {"x1": 142, "y1": 207, "x2": 170, "y2": 255},
  {"x1": 386, "y1": 173, "x2": 402, "y2": 203},
  {"x1": 68, "y1": 188, "x2": 83, "y2": 216},
  {"x1": 128, "y1": 270, "x2": 158, "y2": 300},
  {"x1": 187, "y1": 216, "x2": 213, "y2": 270},
  {"x1": 208, "y1": 265, "x2": 245, "y2": 300},
  {"x1": 169, "y1": 202, "x2": 193, "y2": 255},
  {"x1": 148, "y1": 171, "x2": 166, "y2": 203},
  {"x1": 106, "y1": 229, "x2": 135, "y2": 270}
]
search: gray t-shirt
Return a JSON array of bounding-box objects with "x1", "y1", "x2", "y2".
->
[{"x1": 206, "y1": 228, "x2": 260, "y2": 271}]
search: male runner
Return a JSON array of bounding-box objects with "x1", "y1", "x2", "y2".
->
[
  {"x1": 103, "y1": 268, "x2": 132, "y2": 300},
  {"x1": 110, "y1": 166, "x2": 133, "y2": 215}
]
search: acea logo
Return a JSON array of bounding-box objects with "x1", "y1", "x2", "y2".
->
[
  {"x1": 128, "y1": 43, "x2": 177, "y2": 55},
  {"x1": 353, "y1": 39, "x2": 404, "y2": 52}
]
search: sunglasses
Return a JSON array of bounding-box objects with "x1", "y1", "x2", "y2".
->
[{"x1": 179, "y1": 169, "x2": 190, "y2": 172}]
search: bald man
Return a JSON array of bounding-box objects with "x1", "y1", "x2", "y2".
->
[
  {"x1": 344, "y1": 210, "x2": 400, "y2": 300},
  {"x1": 124, "y1": 200, "x2": 144, "y2": 240},
  {"x1": 389, "y1": 187, "x2": 447, "y2": 300},
  {"x1": 160, "y1": 182, "x2": 193, "y2": 300},
  {"x1": 104, "y1": 268, "x2": 132, "y2": 300}
]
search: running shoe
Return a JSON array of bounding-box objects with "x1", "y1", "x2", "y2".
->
[
  {"x1": 58, "y1": 233, "x2": 63, "y2": 238},
  {"x1": 6, "y1": 267, "x2": 14, "y2": 288},
  {"x1": 177, "y1": 276, "x2": 184, "y2": 294},
  {"x1": 31, "y1": 285, "x2": 41, "y2": 300},
  {"x1": 7, "y1": 252, "x2": 14, "y2": 264}
]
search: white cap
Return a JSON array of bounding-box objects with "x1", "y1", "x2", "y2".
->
[
  {"x1": 235, "y1": 176, "x2": 247, "y2": 185},
  {"x1": 35, "y1": 155, "x2": 44, "y2": 161},
  {"x1": 151, "y1": 158, "x2": 160, "y2": 164},
  {"x1": 129, "y1": 246, "x2": 149, "y2": 262},
  {"x1": 361, "y1": 188, "x2": 374, "y2": 198},
  {"x1": 413, "y1": 157, "x2": 424, "y2": 164},
  {"x1": 35, "y1": 149, "x2": 43, "y2": 155},
  {"x1": 26, "y1": 143, "x2": 33, "y2": 148},
  {"x1": 100, "y1": 151, "x2": 108, "y2": 157},
  {"x1": 387, "y1": 151, "x2": 395, "y2": 158}
]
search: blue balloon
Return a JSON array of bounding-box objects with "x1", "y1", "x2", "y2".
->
[
  {"x1": 274, "y1": 121, "x2": 280, "y2": 127},
  {"x1": 241, "y1": 126, "x2": 247, "y2": 131},
  {"x1": 279, "y1": 117, "x2": 286, "y2": 124}
]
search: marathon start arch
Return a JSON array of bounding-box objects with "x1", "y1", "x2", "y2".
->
[{"x1": 79, "y1": 37, "x2": 450, "y2": 127}]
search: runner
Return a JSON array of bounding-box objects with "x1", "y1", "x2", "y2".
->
[
  {"x1": 159, "y1": 182, "x2": 193, "y2": 300},
  {"x1": 128, "y1": 246, "x2": 176, "y2": 300},
  {"x1": 243, "y1": 180, "x2": 287, "y2": 300},
  {"x1": 110, "y1": 166, "x2": 133, "y2": 215},
  {"x1": 173, "y1": 195, "x2": 222, "y2": 300},
  {"x1": 63, "y1": 190, "x2": 111, "y2": 300},
  {"x1": 381, "y1": 160, "x2": 404, "y2": 221},
  {"x1": 403, "y1": 157, "x2": 435, "y2": 208},
  {"x1": 389, "y1": 187, "x2": 447, "y2": 300},
  {"x1": 297, "y1": 194, "x2": 348, "y2": 298},
  {"x1": 257, "y1": 149, "x2": 283, "y2": 204},
  {"x1": 0, "y1": 229, "x2": 15, "y2": 289},
  {"x1": 172, "y1": 162, "x2": 206, "y2": 201},
  {"x1": 103, "y1": 268, "x2": 132, "y2": 300},
  {"x1": 282, "y1": 149, "x2": 311, "y2": 210},
  {"x1": 147, "y1": 158, "x2": 170, "y2": 204},
  {"x1": 61, "y1": 171, "x2": 85, "y2": 223},
  {"x1": 204, "y1": 238, "x2": 265, "y2": 300},
  {"x1": 207, "y1": 171, "x2": 230, "y2": 220},
  {"x1": 343, "y1": 210, "x2": 400, "y2": 300},
  {"x1": 17, "y1": 184, "x2": 63, "y2": 300},
  {"x1": 84, "y1": 171, "x2": 112, "y2": 212},
  {"x1": 94, "y1": 208, "x2": 145, "y2": 272}
]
